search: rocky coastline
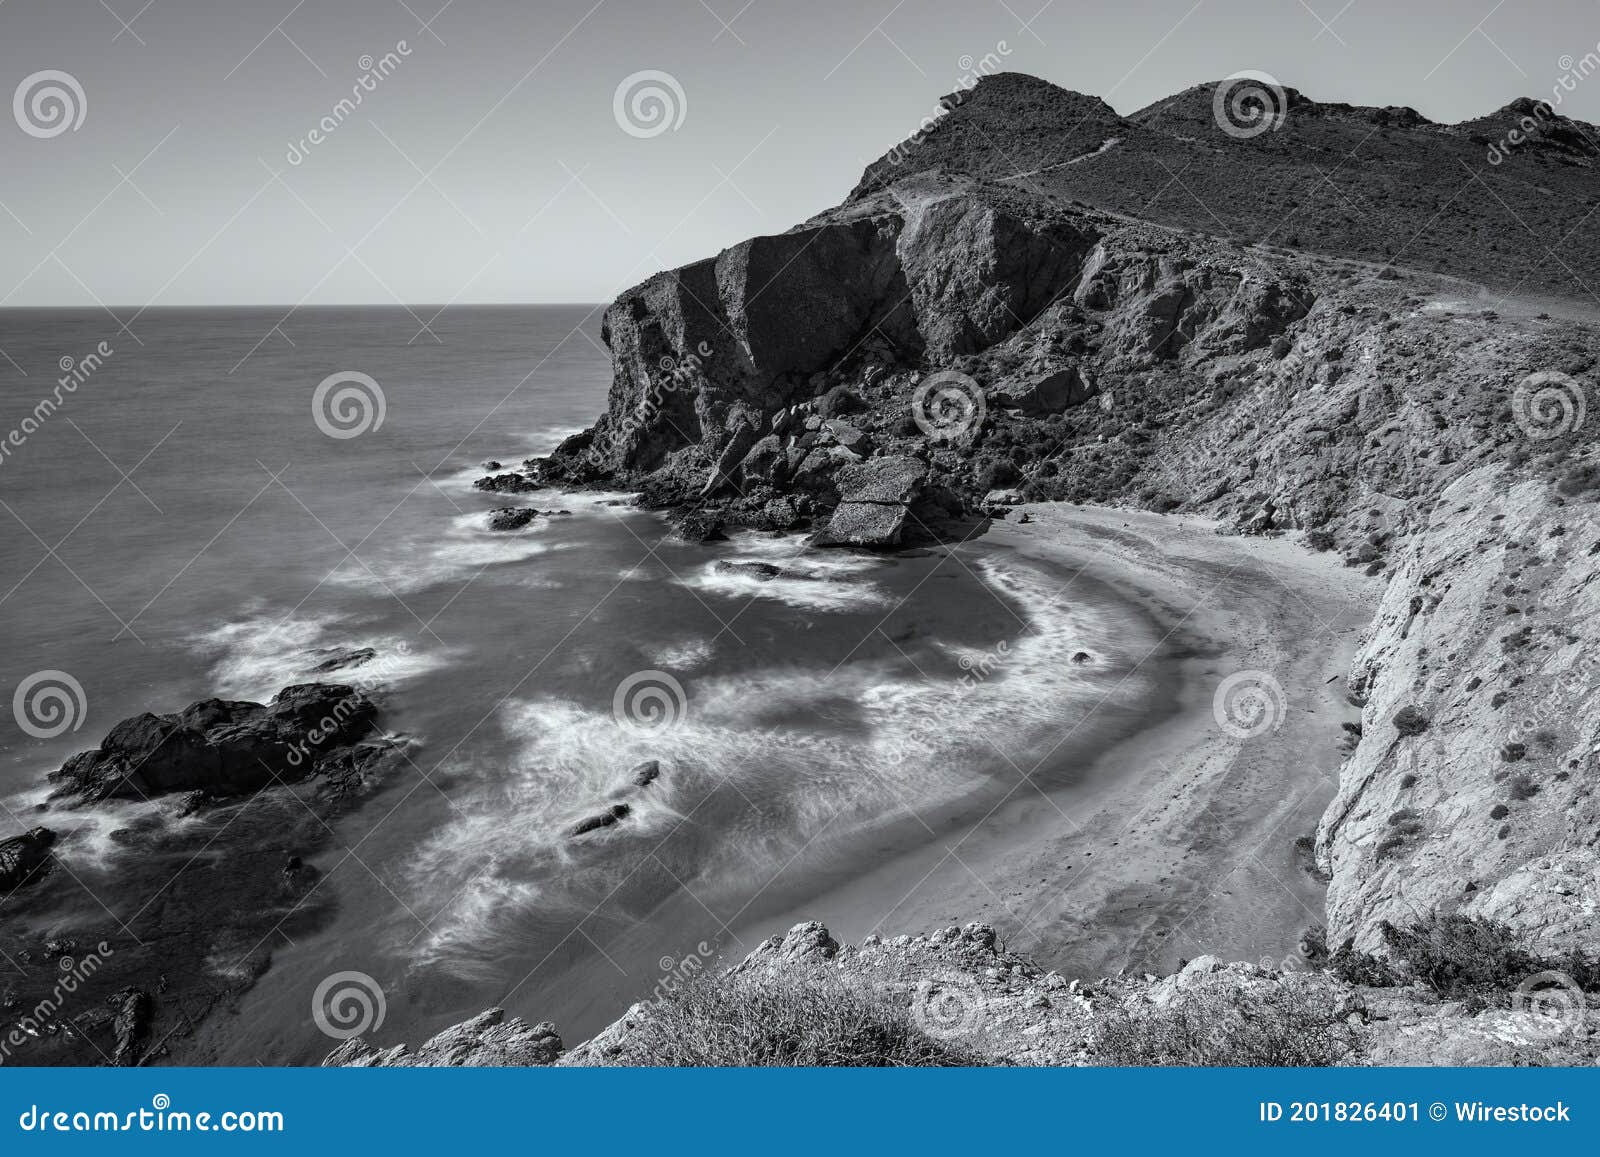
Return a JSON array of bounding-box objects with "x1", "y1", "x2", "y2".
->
[
  {"x1": 7, "y1": 71, "x2": 1598, "y2": 1067},
  {"x1": 396, "y1": 73, "x2": 1597, "y2": 1063},
  {"x1": 1, "y1": 683, "x2": 400, "y2": 1066}
]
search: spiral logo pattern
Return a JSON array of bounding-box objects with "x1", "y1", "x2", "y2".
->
[
  {"x1": 1212, "y1": 670, "x2": 1287, "y2": 739},
  {"x1": 613, "y1": 670, "x2": 688, "y2": 734},
  {"x1": 910, "y1": 973, "x2": 985, "y2": 1040},
  {"x1": 1511, "y1": 970, "x2": 1586, "y2": 1039},
  {"x1": 311, "y1": 969, "x2": 387, "y2": 1040},
  {"x1": 658, "y1": 955, "x2": 676, "y2": 972},
  {"x1": 312, "y1": 370, "x2": 387, "y2": 439},
  {"x1": 613, "y1": 70, "x2": 687, "y2": 139},
  {"x1": 1212, "y1": 71, "x2": 1288, "y2": 139},
  {"x1": 358, "y1": 54, "x2": 375, "y2": 71},
  {"x1": 1511, "y1": 371, "x2": 1586, "y2": 441},
  {"x1": 59, "y1": 355, "x2": 75, "y2": 372},
  {"x1": 12, "y1": 669, "x2": 87, "y2": 740},
  {"x1": 911, "y1": 370, "x2": 986, "y2": 442},
  {"x1": 13, "y1": 70, "x2": 87, "y2": 139},
  {"x1": 151, "y1": 1094, "x2": 171, "y2": 1111}
]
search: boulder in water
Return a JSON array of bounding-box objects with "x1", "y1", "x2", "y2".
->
[
  {"x1": 50, "y1": 684, "x2": 380, "y2": 803},
  {"x1": 0, "y1": 827, "x2": 56, "y2": 891},
  {"x1": 570, "y1": 803, "x2": 631, "y2": 837}
]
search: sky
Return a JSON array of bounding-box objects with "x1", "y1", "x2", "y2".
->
[{"x1": 2, "y1": 0, "x2": 1599, "y2": 307}]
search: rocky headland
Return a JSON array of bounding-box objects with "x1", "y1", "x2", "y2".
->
[
  {"x1": 11, "y1": 71, "x2": 1599, "y2": 1067},
  {"x1": 391, "y1": 72, "x2": 1599, "y2": 1064}
]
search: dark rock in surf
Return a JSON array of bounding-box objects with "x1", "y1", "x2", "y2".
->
[
  {"x1": 50, "y1": 684, "x2": 380, "y2": 804},
  {"x1": 570, "y1": 803, "x2": 631, "y2": 837},
  {"x1": 474, "y1": 472, "x2": 540, "y2": 494},
  {"x1": 672, "y1": 510, "x2": 726, "y2": 542},
  {"x1": 628, "y1": 760, "x2": 661, "y2": 788},
  {"x1": 310, "y1": 646, "x2": 377, "y2": 673},
  {"x1": 712, "y1": 561, "x2": 783, "y2": 580},
  {"x1": 487, "y1": 507, "x2": 539, "y2": 531},
  {"x1": 0, "y1": 826, "x2": 56, "y2": 891}
]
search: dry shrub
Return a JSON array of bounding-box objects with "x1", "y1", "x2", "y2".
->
[
  {"x1": 593, "y1": 967, "x2": 986, "y2": 1067},
  {"x1": 1092, "y1": 973, "x2": 1363, "y2": 1067}
]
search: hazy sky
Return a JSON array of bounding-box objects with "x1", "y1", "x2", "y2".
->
[{"x1": 3, "y1": 0, "x2": 1599, "y2": 306}]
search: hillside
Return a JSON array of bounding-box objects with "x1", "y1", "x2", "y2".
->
[{"x1": 852, "y1": 73, "x2": 1600, "y2": 300}]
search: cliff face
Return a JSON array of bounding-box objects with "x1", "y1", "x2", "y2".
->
[
  {"x1": 1318, "y1": 468, "x2": 1600, "y2": 956},
  {"x1": 529, "y1": 72, "x2": 1600, "y2": 964},
  {"x1": 542, "y1": 175, "x2": 1318, "y2": 544}
]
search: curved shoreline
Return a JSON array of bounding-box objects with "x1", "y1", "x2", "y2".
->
[{"x1": 734, "y1": 503, "x2": 1379, "y2": 980}]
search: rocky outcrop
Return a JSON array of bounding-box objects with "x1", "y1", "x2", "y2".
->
[
  {"x1": 0, "y1": 827, "x2": 56, "y2": 892},
  {"x1": 3, "y1": 681, "x2": 401, "y2": 1066},
  {"x1": 50, "y1": 684, "x2": 381, "y2": 803},
  {"x1": 339, "y1": 920, "x2": 1600, "y2": 1068},
  {"x1": 540, "y1": 167, "x2": 1315, "y2": 546},
  {"x1": 323, "y1": 1009, "x2": 563, "y2": 1067}
]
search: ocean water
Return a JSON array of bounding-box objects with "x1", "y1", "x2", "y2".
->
[{"x1": 0, "y1": 307, "x2": 1154, "y2": 1062}]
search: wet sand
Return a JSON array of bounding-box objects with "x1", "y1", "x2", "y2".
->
[{"x1": 736, "y1": 503, "x2": 1379, "y2": 980}]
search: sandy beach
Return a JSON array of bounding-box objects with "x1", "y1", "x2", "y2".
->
[{"x1": 738, "y1": 503, "x2": 1379, "y2": 980}]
